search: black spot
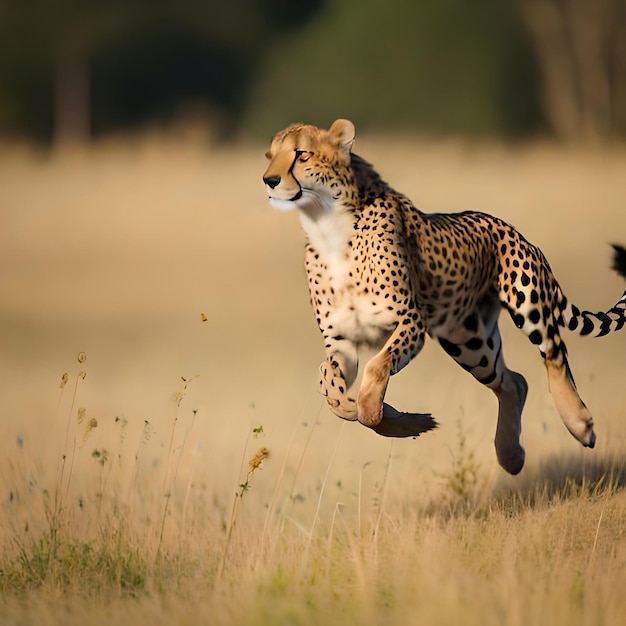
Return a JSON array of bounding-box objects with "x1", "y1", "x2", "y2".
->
[
  {"x1": 528, "y1": 308, "x2": 541, "y2": 324},
  {"x1": 580, "y1": 316, "x2": 595, "y2": 336},
  {"x1": 511, "y1": 312, "x2": 525, "y2": 329},
  {"x1": 528, "y1": 330, "x2": 542, "y2": 345},
  {"x1": 438, "y1": 338, "x2": 462, "y2": 357},
  {"x1": 463, "y1": 314, "x2": 478, "y2": 332},
  {"x1": 521, "y1": 272, "x2": 530, "y2": 286},
  {"x1": 596, "y1": 311, "x2": 612, "y2": 337},
  {"x1": 465, "y1": 337, "x2": 483, "y2": 350}
]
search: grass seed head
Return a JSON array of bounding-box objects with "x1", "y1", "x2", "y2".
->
[
  {"x1": 249, "y1": 447, "x2": 270, "y2": 472},
  {"x1": 82, "y1": 417, "x2": 98, "y2": 443}
]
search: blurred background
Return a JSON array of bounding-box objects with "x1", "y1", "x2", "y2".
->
[
  {"x1": 1, "y1": 0, "x2": 626, "y2": 145},
  {"x1": 1, "y1": 0, "x2": 625, "y2": 503}
]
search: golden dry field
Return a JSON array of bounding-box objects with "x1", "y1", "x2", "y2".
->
[{"x1": 1, "y1": 131, "x2": 626, "y2": 625}]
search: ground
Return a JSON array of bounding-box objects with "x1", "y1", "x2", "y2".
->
[{"x1": 0, "y1": 132, "x2": 625, "y2": 625}]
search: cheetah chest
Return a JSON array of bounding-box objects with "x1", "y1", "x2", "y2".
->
[
  {"x1": 301, "y1": 212, "x2": 399, "y2": 347},
  {"x1": 319, "y1": 267, "x2": 397, "y2": 346}
]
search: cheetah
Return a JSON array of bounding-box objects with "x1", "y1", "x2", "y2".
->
[{"x1": 262, "y1": 119, "x2": 626, "y2": 475}]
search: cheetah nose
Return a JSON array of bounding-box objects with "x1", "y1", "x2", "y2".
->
[{"x1": 263, "y1": 174, "x2": 281, "y2": 189}]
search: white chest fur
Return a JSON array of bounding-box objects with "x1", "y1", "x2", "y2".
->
[
  {"x1": 299, "y1": 210, "x2": 354, "y2": 276},
  {"x1": 300, "y1": 203, "x2": 397, "y2": 348}
]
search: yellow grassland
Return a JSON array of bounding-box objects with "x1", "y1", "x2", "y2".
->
[{"x1": 0, "y1": 133, "x2": 625, "y2": 625}]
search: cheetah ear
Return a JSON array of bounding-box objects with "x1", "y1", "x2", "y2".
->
[{"x1": 329, "y1": 119, "x2": 355, "y2": 153}]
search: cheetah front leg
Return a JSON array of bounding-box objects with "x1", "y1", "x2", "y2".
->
[
  {"x1": 319, "y1": 346, "x2": 358, "y2": 422},
  {"x1": 318, "y1": 334, "x2": 364, "y2": 421},
  {"x1": 357, "y1": 317, "x2": 437, "y2": 437}
]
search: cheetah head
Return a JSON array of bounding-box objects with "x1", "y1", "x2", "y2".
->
[{"x1": 262, "y1": 119, "x2": 355, "y2": 212}]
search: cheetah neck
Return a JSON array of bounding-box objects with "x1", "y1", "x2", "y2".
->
[
  {"x1": 296, "y1": 153, "x2": 387, "y2": 264},
  {"x1": 297, "y1": 190, "x2": 356, "y2": 263}
]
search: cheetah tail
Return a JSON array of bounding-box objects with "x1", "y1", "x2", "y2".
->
[
  {"x1": 611, "y1": 244, "x2": 626, "y2": 279},
  {"x1": 561, "y1": 244, "x2": 626, "y2": 338}
]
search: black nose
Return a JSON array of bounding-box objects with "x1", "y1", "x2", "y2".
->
[{"x1": 263, "y1": 174, "x2": 281, "y2": 189}]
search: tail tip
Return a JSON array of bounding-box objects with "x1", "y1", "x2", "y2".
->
[{"x1": 611, "y1": 244, "x2": 626, "y2": 280}]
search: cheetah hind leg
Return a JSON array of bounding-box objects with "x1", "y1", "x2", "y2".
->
[
  {"x1": 494, "y1": 369, "x2": 528, "y2": 475},
  {"x1": 545, "y1": 353, "x2": 596, "y2": 448}
]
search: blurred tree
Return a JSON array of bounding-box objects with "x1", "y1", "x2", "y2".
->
[
  {"x1": 0, "y1": 1, "x2": 137, "y2": 145},
  {"x1": 2, "y1": 0, "x2": 623, "y2": 143},
  {"x1": 0, "y1": 0, "x2": 326, "y2": 145},
  {"x1": 520, "y1": 0, "x2": 626, "y2": 141},
  {"x1": 245, "y1": 0, "x2": 545, "y2": 140},
  {"x1": 90, "y1": 1, "x2": 328, "y2": 140}
]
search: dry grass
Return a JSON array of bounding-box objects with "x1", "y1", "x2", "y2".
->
[{"x1": 1, "y1": 131, "x2": 625, "y2": 625}]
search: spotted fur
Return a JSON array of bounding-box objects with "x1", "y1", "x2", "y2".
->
[{"x1": 263, "y1": 119, "x2": 626, "y2": 474}]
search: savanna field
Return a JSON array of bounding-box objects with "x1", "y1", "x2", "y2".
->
[{"x1": 1, "y1": 131, "x2": 626, "y2": 625}]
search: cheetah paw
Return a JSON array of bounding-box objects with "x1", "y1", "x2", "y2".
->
[
  {"x1": 368, "y1": 403, "x2": 438, "y2": 438},
  {"x1": 319, "y1": 360, "x2": 357, "y2": 421}
]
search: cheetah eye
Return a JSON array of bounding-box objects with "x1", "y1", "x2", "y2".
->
[{"x1": 295, "y1": 149, "x2": 311, "y2": 162}]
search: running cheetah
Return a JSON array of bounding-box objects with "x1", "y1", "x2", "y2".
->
[{"x1": 263, "y1": 119, "x2": 626, "y2": 474}]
